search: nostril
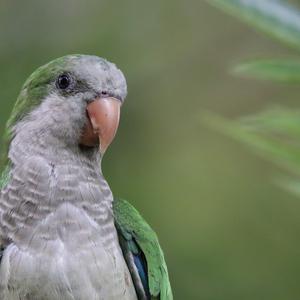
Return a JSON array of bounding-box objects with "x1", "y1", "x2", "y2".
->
[{"x1": 101, "y1": 91, "x2": 109, "y2": 97}]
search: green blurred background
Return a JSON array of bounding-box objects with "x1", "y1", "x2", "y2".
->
[{"x1": 1, "y1": 1, "x2": 300, "y2": 299}]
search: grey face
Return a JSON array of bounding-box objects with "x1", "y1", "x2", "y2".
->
[
  {"x1": 12, "y1": 55, "x2": 127, "y2": 150},
  {"x1": 53, "y1": 55, "x2": 127, "y2": 103}
]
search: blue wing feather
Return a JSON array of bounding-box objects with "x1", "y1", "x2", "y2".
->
[{"x1": 133, "y1": 251, "x2": 150, "y2": 298}]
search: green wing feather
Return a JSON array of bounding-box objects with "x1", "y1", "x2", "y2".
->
[{"x1": 113, "y1": 198, "x2": 173, "y2": 300}]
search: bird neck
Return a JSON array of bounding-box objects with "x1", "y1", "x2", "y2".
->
[{"x1": 6, "y1": 127, "x2": 114, "y2": 209}]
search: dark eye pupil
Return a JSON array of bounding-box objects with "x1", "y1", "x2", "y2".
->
[{"x1": 57, "y1": 74, "x2": 71, "y2": 89}]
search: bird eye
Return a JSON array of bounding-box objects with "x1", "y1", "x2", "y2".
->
[{"x1": 56, "y1": 74, "x2": 72, "y2": 90}]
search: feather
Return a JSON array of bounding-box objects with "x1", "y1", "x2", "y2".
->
[{"x1": 113, "y1": 198, "x2": 173, "y2": 300}]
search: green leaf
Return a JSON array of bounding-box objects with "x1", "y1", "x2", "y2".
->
[
  {"x1": 234, "y1": 59, "x2": 300, "y2": 82},
  {"x1": 275, "y1": 176, "x2": 300, "y2": 197},
  {"x1": 202, "y1": 108, "x2": 300, "y2": 174},
  {"x1": 208, "y1": 0, "x2": 300, "y2": 51},
  {"x1": 202, "y1": 108, "x2": 300, "y2": 194}
]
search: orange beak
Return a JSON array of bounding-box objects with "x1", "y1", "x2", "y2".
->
[{"x1": 80, "y1": 97, "x2": 121, "y2": 154}]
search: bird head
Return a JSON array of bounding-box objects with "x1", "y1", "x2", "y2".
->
[{"x1": 4, "y1": 55, "x2": 127, "y2": 160}]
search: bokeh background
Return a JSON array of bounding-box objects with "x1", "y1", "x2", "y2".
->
[{"x1": 1, "y1": 1, "x2": 300, "y2": 299}]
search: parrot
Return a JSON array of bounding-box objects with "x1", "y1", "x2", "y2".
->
[{"x1": 0, "y1": 55, "x2": 173, "y2": 300}]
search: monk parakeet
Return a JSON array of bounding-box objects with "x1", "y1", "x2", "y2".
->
[{"x1": 0, "y1": 55, "x2": 172, "y2": 300}]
